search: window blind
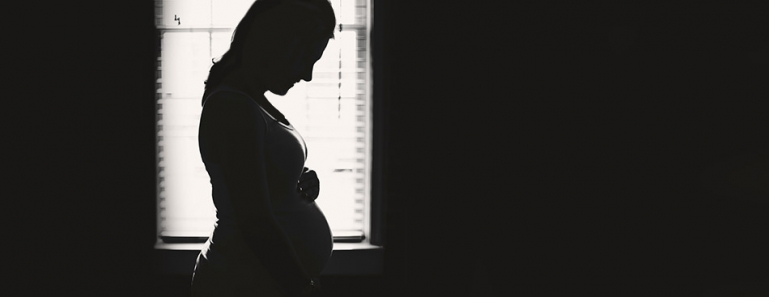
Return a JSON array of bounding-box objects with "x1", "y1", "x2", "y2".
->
[{"x1": 155, "y1": 0, "x2": 371, "y2": 243}]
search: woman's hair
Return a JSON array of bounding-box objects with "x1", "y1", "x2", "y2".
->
[{"x1": 202, "y1": 0, "x2": 336, "y2": 104}]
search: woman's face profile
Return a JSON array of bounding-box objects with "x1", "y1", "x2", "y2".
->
[
  {"x1": 268, "y1": 35, "x2": 329, "y2": 95},
  {"x1": 241, "y1": 4, "x2": 331, "y2": 96}
]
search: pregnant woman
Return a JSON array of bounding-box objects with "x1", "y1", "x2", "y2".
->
[{"x1": 191, "y1": 1, "x2": 336, "y2": 296}]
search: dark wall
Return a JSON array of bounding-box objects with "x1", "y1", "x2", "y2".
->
[
  {"x1": 377, "y1": 1, "x2": 768, "y2": 296},
  {"x1": 9, "y1": 1, "x2": 158, "y2": 295},
  {"x1": 10, "y1": 1, "x2": 767, "y2": 296}
]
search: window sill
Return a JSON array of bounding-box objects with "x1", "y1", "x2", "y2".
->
[{"x1": 154, "y1": 241, "x2": 383, "y2": 276}]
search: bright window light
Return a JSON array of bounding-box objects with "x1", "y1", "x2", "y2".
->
[{"x1": 155, "y1": 0, "x2": 371, "y2": 243}]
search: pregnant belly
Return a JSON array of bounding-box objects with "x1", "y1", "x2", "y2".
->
[{"x1": 272, "y1": 201, "x2": 334, "y2": 276}]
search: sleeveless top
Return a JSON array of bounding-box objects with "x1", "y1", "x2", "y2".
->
[{"x1": 196, "y1": 84, "x2": 333, "y2": 286}]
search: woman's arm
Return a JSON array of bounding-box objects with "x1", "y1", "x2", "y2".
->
[{"x1": 200, "y1": 93, "x2": 312, "y2": 295}]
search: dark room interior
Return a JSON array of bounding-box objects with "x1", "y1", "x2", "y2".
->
[{"x1": 8, "y1": 1, "x2": 767, "y2": 296}]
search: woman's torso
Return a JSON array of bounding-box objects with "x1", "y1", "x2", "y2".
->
[{"x1": 199, "y1": 86, "x2": 333, "y2": 278}]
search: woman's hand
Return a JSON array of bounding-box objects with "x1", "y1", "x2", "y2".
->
[{"x1": 297, "y1": 167, "x2": 320, "y2": 202}]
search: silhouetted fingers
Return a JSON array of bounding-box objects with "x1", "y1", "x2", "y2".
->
[
  {"x1": 298, "y1": 170, "x2": 319, "y2": 189},
  {"x1": 297, "y1": 168, "x2": 320, "y2": 201},
  {"x1": 297, "y1": 186, "x2": 318, "y2": 202},
  {"x1": 298, "y1": 186, "x2": 319, "y2": 202},
  {"x1": 298, "y1": 179, "x2": 319, "y2": 192}
]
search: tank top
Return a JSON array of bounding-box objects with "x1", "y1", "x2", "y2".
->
[{"x1": 198, "y1": 85, "x2": 333, "y2": 279}]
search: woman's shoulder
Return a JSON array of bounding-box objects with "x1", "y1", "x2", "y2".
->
[
  {"x1": 202, "y1": 86, "x2": 270, "y2": 128},
  {"x1": 204, "y1": 85, "x2": 256, "y2": 107}
]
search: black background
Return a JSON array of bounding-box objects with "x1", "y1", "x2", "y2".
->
[{"x1": 8, "y1": 1, "x2": 768, "y2": 296}]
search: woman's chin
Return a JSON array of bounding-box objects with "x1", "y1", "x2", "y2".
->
[
  {"x1": 269, "y1": 84, "x2": 294, "y2": 96},
  {"x1": 269, "y1": 88, "x2": 289, "y2": 96}
]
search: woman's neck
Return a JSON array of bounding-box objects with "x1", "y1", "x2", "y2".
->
[
  {"x1": 221, "y1": 70, "x2": 266, "y2": 98},
  {"x1": 219, "y1": 70, "x2": 289, "y2": 125}
]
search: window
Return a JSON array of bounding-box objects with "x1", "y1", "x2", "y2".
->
[{"x1": 155, "y1": 0, "x2": 373, "y2": 246}]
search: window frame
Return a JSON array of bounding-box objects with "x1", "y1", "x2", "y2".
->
[{"x1": 153, "y1": 0, "x2": 383, "y2": 276}]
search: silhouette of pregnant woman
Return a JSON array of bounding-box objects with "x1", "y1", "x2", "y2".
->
[{"x1": 191, "y1": 1, "x2": 336, "y2": 296}]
